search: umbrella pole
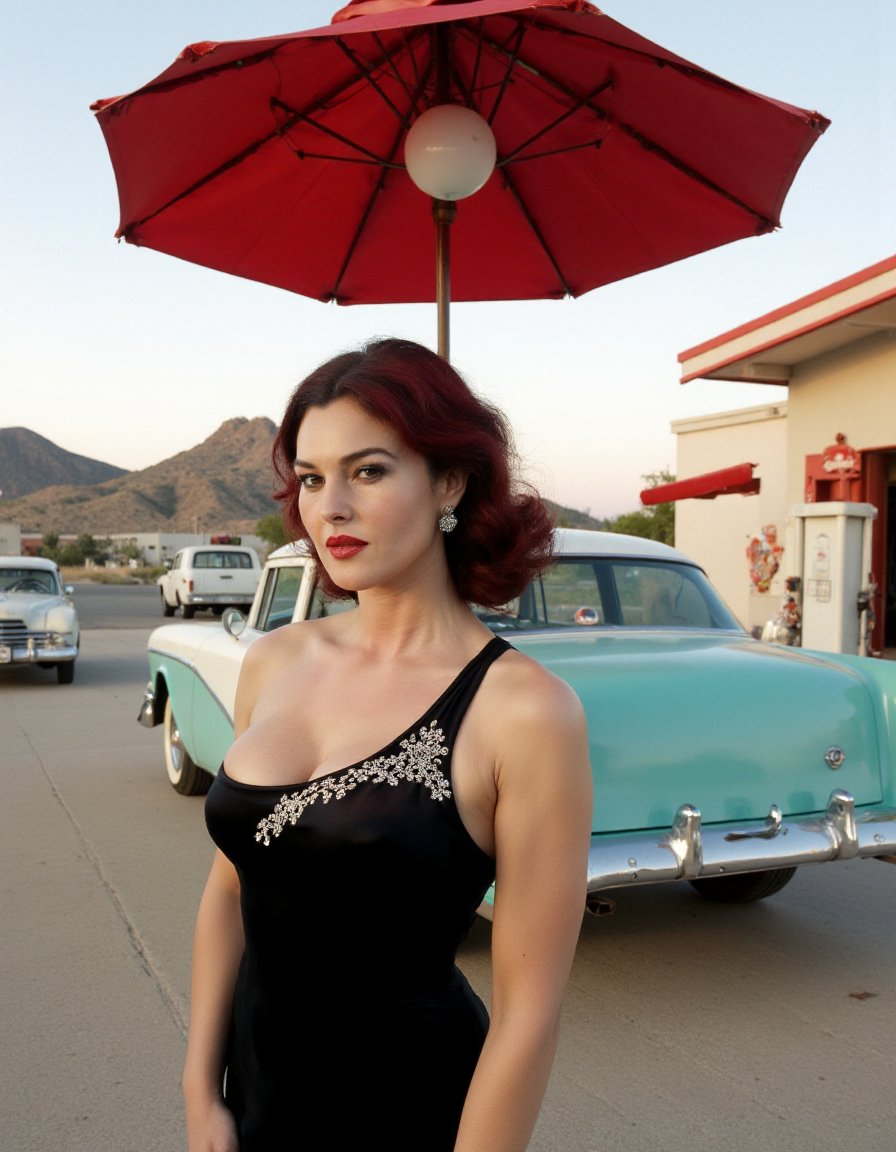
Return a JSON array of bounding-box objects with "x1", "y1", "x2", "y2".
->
[
  {"x1": 432, "y1": 25, "x2": 455, "y2": 362},
  {"x1": 433, "y1": 199, "x2": 456, "y2": 361}
]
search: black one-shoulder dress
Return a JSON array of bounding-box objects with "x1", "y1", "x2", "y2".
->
[{"x1": 204, "y1": 636, "x2": 510, "y2": 1151}]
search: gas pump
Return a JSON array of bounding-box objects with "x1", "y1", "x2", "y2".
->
[{"x1": 787, "y1": 502, "x2": 877, "y2": 656}]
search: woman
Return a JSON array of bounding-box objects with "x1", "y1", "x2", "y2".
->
[{"x1": 184, "y1": 338, "x2": 592, "y2": 1152}]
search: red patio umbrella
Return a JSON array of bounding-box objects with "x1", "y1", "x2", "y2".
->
[{"x1": 92, "y1": 0, "x2": 828, "y2": 359}]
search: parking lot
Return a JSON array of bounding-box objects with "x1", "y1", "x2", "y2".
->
[{"x1": 2, "y1": 587, "x2": 895, "y2": 1151}]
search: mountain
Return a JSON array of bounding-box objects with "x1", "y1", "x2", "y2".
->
[
  {"x1": 0, "y1": 427, "x2": 129, "y2": 499},
  {"x1": 0, "y1": 418, "x2": 280, "y2": 535},
  {"x1": 0, "y1": 417, "x2": 606, "y2": 536},
  {"x1": 544, "y1": 501, "x2": 607, "y2": 531}
]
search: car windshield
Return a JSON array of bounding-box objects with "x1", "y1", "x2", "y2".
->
[
  {"x1": 0, "y1": 568, "x2": 59, "y2": 595},
  {"x1": 474, "y1": 555, "x2": 742, "y2": 633}
]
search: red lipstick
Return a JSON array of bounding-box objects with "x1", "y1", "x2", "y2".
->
[{"x1": 325, "y1": 535, "x2": 368, "y2": 560}]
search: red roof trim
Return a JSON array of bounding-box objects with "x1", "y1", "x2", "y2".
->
[
  {"x1": 641, "y1": 462, "x2": 759, "y2": 505},
  {"x1": 678, "y1": 254, "x2": 896, "y2": 364},
  {"x1": 679, "y1": 285, "x2": 896, "y2": 383}
]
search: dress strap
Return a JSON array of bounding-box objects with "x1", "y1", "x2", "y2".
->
[{"x1": 434, "y1": 636, "x2": 512, "y2": 746}]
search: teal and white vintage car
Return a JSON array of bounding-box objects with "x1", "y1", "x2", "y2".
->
[{"x1": 138, "y1": 529, "x2": 896, "y2": 912}]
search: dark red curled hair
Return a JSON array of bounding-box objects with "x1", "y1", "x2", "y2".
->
[{"x1": 272, "y1": 338, "x2": 554, "y2": 608}]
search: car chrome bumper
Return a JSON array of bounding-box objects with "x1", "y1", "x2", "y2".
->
[
  {"x1": 587, "y1": 790, "x2": 896, "y2": 892},
  {"x1": 184, "y1": 593, "x2": 252, "y2": 605},
  {"x1": 0, "y1": 642, "x2": 78, "y2": 664},
  {"x1": 137, "y1": 682, "x2": 159, "y2": 728},
  {"x1": 477, "y1": 791, "x2": 896, "y2": 921}
]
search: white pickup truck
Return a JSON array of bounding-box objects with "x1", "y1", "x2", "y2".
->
[{"x1": 157, "y1": 544, "x2": 262, "y2": 619}]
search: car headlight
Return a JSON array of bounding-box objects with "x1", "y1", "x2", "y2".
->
[{"x1": 48, "y1": 633, "x2": 70, "y2": 647}]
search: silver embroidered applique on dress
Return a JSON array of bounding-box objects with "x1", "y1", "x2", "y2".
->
[{"x1": 255, "y1": 719, "x2": 451, "y2": 846}]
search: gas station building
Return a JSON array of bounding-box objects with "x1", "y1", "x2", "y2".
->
[{"x1": 660, "y1": 255, "x2": 896, "y2": 657}]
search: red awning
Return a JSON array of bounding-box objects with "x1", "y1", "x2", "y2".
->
[{"x1": 641, "y1": 463, "x2": 759, "y2": 505}]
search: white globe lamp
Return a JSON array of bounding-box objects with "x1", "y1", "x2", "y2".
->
[{"x1": 405, "y1": 104, "x2": 497, "y2": 201}]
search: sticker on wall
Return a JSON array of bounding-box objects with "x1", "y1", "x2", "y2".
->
[
  {"x1": 811, "y1": 532, "x2": 831, "y2": 578},
  {"x1": 747, "y1": 523, "x2": 784, "y2": 593}
]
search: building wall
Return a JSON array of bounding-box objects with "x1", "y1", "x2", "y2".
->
[
  {"x1": 672, "y1": 404, "x2": 788, "y2": 632},
  {"x1": 785, "y1": 331, "x2": 896, "y2": 503},
  {"x1": 107, "y1": 532, "x2": 269, "y2": 565}
]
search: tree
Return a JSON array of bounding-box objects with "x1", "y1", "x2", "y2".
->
[
  {"x1": 609, "y1": 469, "x2": 675, "y2": 545},
  {"x1": 118, "y1": 541, "x2": 143, "y2": 563},
  {"x1": 256, "y1": 513, "x2": 289, "y2": 549},
  {"x1": 39, "y1": 531, "x2": 60, "y2": 561},
  {"x1": 58, "y1": 543, "x2": 86, "y2": 566},
  {"x1": 75, "y1": 533, "x2": 108, "y2": 565}
]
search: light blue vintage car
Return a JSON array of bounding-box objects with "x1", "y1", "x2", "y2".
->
[{"x1": 138, "y1": 529, "x2": 896, "y2": 913}]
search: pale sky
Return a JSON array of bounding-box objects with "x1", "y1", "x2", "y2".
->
[{"x1": 2, "y1": 1, "x2": 894, "y2": 517}]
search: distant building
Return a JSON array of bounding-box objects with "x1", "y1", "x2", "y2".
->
[
  {"x1": 0, "y1": 522, "x2": 22, "y2": 555},
  {"x1": 106, "y1": 532, "x2": 270, "y2": 565}
]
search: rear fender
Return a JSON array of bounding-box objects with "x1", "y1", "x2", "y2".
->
[{"x1": 820, "y1": 652, "x2": 896, "y2": 806}]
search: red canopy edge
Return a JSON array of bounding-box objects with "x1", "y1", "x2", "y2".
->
[{"x1": 641, "y1": 463, "x2": 759, "y2": 505}]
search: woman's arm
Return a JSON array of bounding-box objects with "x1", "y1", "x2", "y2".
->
[
  {"x1": 182, "y1": 850, "x2": 244, "y2": 1152},
  {"x1": 455, "y1": 668, "x2": 592, "y2": 1152},
  {"x1": 182, "y1": 641, "x2": 271, "y2": 1150}
]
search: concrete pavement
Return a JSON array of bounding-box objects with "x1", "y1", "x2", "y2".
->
[
  {"x1": 1, "y1": 631, "x2": 202, "y2": 1152},
  {"x1": 2, "y1": 622, "x2": 895, "y2": 1152}
]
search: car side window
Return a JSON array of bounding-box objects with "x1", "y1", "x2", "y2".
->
[
  {"x1": 613, "y1": 562, "x2": 712, "y2": 627},
  {"x1": 474, "y1": 559, "x2": 606, "y2": 630},
  {"x1": 256, "y1": 565, "x2": 306, "y2": 632},
  {"x1": 540, "y1": 560, "x2": 606, "y2": 627}
]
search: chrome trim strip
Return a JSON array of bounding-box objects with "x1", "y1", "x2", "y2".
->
[
  {"x1": 587, "y1": 791, "x2": 896, "y2": 893},
  {"x1": 183, "y1": 594, "x2": 254, "y2": 605},
  {"x1": 0, "y1": 644, "x2": 78, "y2": 663}
]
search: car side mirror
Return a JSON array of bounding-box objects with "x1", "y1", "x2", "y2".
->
[
  {"x1": 223, "y1": 607, "x2": 247, "y2": 638},
  {"x1": 64, "y1": 585, "x2": 74, "y2": 599}
]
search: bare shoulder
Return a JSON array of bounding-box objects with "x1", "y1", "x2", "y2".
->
[
  {"x1": 234, "y1": 617, "x2": 341, "y2": 732},
  {"x1": 242, "y1": 612, "x2": 347, "y2": 671},
  {"x1": 472, "y1": 646, "x2": 592, "y2": 826},
  {"x1": 468, "y1": 646, "x2": 589, "y2": 795},
  {"x1": 485, "y1": 645, "x2": 586, "y2": 736}
]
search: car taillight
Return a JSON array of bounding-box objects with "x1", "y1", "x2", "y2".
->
[{"x1": 188, "y1": 579, "x2": 194, "y2": 593}]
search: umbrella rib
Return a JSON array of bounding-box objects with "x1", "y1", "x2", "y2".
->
[
  {"x1": 502, "y1": 137, "x2": 606, "y2": 165},
  {"x1": 271, "y1": 98, "x2": 399, "y2": 167},
  {"x1": 467, "y1": 21, "x2": 486, "y2": 109},
  {"x1": 371, "y1": 31, "x2": 423, "y2": 114},
  {"x1": 334, "y1": 38, "x2": 413, "y2": 130},
  {"x1": 119, "y1": 128, "x2": 283, "y2": 236},
  {"x1": 500, "y1": 169, "x2": 573, "y2": 298},
  {"x1": 611, "y1": 118, "x2": 777, "y2": 227},
  {"x1": 285, "y1": 151, "x2": 401, "y2": 167},
  {"x1": 486, "y1": 22, "x2": 527, "y2": 126},
  {"x1": 497, "y1": 77, "x2": 611, "y2": 166}
]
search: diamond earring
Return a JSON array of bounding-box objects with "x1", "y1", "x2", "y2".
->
[{"x1": 438, "y1": 505, "x2": 458, "y2": 534}]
